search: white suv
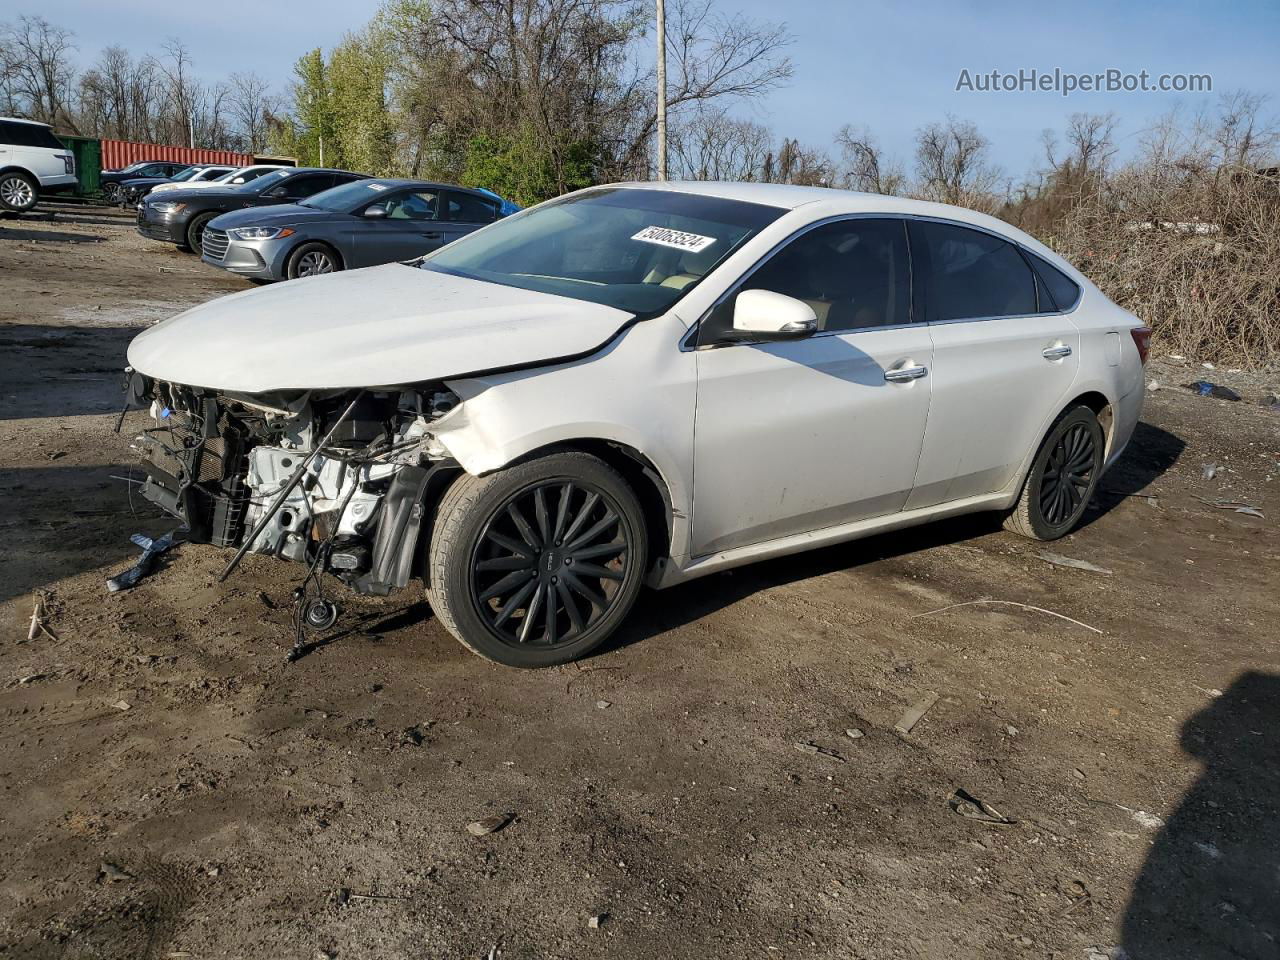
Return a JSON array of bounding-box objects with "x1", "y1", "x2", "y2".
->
[{"x1": 0, "y1": 117, "x2": 76, "y2": 212}]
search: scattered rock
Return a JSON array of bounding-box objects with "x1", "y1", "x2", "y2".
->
[
  {"x1": 1004, "y1": 724, "x2": 1019, "y2": 737},
  {"x1": 587, "y1": 912, "x2": 608, "y2": 929},
  {"x1": 595, "y1": 700, "x2": 611, "y2": 709},
  {"x1": 1073, "y1": 768, "x2": 1086, "y2": 780},
  {"x1": 1146, "y1": 379, "x2": 1160, "y2": 391},
  {"x1": 112, "y1": 700, "x2": 131, "y2": 711},
  {"x1": 98, "y1": 860, "x2": 132, "y2": 882},
  {"x1": 466, "y1": 814, "x2": 512, "y2": 837},
  {"x1": 844, "y1": 728, "x2": 864, "y2": 739},
  {"x1": 1201, "y1": 463, "x2": 1218, "y2": 480}
]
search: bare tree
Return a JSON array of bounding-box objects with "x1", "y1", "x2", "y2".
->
[
  {"x1": 158, "y1": 38, "x2": 199, "y2": 146},
  {"x1": 761, "y1": 137, "x2": 831, "y2": 186},
  {"x1": 78, "y1": 46, "x2": 164, "y2": 141},
  {"x1": 1208, "y1": 90, "x2": 1279, "y2": 169},
  {"x1": 914, "y1": 116, "x2": 1001, "y2": 208},
  {"x1": 0, "y1": 15, "x2": 77, "y2": 127},
  {"x1": 669, "y1": 104, "x2": 771, "y2": 180},
  {"x1": 228, "y1": 72, "x2": 278, "y2": 152},
  {"x1": 835, "y1": 124, "x2": 906, "y2": 194}
]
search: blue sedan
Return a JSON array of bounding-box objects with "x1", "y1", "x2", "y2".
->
[{"x1": 201, "y1": 179, "x2": 519, "y2": 282}]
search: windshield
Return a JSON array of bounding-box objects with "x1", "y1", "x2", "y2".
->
[
  {"x1": 241, "y1": 169, "x2": 294, "y2": 194},
  {"x1": 301, "y1": 179, "x2": 392, "y2": 212},
  {"x1": 170, "y1": 166, "x2": 202, "y2": 182},
  {"x1": 420, "y1": 188, "x2": 783, "y2": 316}
]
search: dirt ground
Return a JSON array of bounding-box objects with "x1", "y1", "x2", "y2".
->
[{"x1": 1, "y1": 202, "x2": 1278, "y2": 960}]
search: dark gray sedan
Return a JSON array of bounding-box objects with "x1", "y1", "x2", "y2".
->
[{"x1": 201, "y1": 179, "x2": 516, "y2": 281}]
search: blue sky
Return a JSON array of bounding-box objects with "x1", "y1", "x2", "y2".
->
[{"x1": 30, "y1": 0, "x2": 1280, "y2": 177}]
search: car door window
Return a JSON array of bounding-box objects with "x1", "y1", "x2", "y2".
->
[
  {"x1": 699, "y1": 218, "x2": 912, "y2": 343},
  {"x1": 379, "y1": 189, "x2": 440, "y2": 220},
  {"x1": 909, "y1": 220, "x2": 1037, "y2": 322},
  {"x1": 443, "y1": 191, "x2": 499, "y2": 224},
  {"x1": 279, "y1": 174, "x2": 335, "y2": 199}
]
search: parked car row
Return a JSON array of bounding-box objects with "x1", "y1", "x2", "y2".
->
[{"x1": 134, "y1": 165, "x2": 521, "y2": 282}]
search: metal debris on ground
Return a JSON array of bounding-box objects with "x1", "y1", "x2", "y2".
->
[
  {"x1": 948, "y1": 788, "x2": 1016, "y2": 825},
  {"x1": 793, "y1": 741, "x2": 847, "y2": 762},
  {"x1": 1185, "y1": 380, "x2": 1241, "y2": 401},
  {"x1": 1038, "y1": 552, "x2": 1113, "y2": 575},
  {"x1": 1194, "y1": 496, "x2": 1265, "y2": 519},
  {"x1": 466, "y1": 814, "x2": 513, "y2": 837},
  {"x1": 894, "y1": 692, "x2": 939, "y2": 735},
  {"x1": 106, "y1": 528, "x2": 185, "y2": 592}
]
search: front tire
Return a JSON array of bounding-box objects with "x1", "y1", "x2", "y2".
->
[
  {"x1": 427, "y1": 451, "x2": 648, "y2": 667},
  {"x1": 185, "y1": 212, "x2": 217, "y2": 254},
  {"x1": 1004, "y1": 405, "x2": 1104, "y2": 540},
  {"x1": 0, "y1": 172, "x2": 38, "y2": 212},
  {"x1": 286, "y1": 242, "x2": 342, "y2": 280}
]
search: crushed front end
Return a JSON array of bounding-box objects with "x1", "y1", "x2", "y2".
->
[{"x1": 124, "y1": 371, "x2": 460, "y2": 596}]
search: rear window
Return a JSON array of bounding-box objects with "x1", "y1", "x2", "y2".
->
[
  {"x1": 1025, "y1": 250, "x2": 1083, "y2": 311},
  {"x1": 909, "y1": 220, "x2": 1037, "y2": 322},
  {"x1": 0, "y1": 120, "x2": 64, "y2": 150}
]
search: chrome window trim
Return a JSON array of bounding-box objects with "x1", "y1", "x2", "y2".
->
[{"x1": 682, "y1": 211, "x2": 1083, "y2": 352}]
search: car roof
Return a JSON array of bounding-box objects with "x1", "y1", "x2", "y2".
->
[
  {"x1": 607, "y1": 180, "x2": 1043, "y2": 249},
  {"x1": 0, "y1": 116, "x2": 52, "y2": 127},
  {"x1": 359, "y1": 178, "x2": 492, "y2": 195}
]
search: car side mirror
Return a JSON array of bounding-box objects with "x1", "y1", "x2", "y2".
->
[
  {"x1": 363, "y1": 204, "x2": 389, "y2": 218},
  {"x1": 730, "y1": 289, "x2": 818, "y2": 340},
  {"x1": 266, "y1": 186, "x2": 290, "y2": 199}
]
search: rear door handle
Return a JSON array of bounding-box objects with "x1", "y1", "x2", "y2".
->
[
  {"x1": 884, "y1": 365, "x2": 928, "y2": 383},
  {"x1": 420, "y1": 231, "x2": 442, "y2": 239},
  {"x1": 1042, "y1": 344, "x2": 1073, "y2": 360}
]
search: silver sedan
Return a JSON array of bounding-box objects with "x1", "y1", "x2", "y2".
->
[{"x1": 200, "y1": 179, "x2": 516, "y2": 281}]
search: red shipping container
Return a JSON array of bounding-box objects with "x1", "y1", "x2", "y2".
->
[{"x1": 99, "y1": 139, "x2": 253, "y2": 173}]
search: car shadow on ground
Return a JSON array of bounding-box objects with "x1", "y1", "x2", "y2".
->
[
  {"x1": 0, "y1": 226, "x2": 107, "y2": 244},
  {"x1": 1085, "y1": 420, "x2": 1186, "y2": 526},
  {"x1": 606, "y1": 419, "x2": 1185, "y2": 654},
  {"x1": 0, "y1": 463, "x2": 173, "y2": 604},
  {"x1": 1120, "y1": 670, "x2": 1280, "y2": 959}
]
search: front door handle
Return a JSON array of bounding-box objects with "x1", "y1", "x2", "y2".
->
[
  {"x1": 1042, "y1": 344, "x2": 1073, "y2": 361},
  {"x1": 420, "y1": 231, "x2": 442, "y2": 239},
  {"x1": 884, "y1": 365, "x2": 929, "y2": 383}
]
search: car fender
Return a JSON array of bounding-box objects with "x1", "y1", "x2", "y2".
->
[{"x1": 432, "y1": 312, "x2": 697, "y2": 559}]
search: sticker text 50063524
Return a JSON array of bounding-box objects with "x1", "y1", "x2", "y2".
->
[{"x1": 631, "y1": 225, "x2": 717, "y2": 253}]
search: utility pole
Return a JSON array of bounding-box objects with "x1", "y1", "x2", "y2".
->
[{"x1": 655, "y1": 0, "x2": 667, "y2": 180}]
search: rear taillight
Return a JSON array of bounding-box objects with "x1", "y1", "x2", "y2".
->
[{"x1": 1130, "y1": 326, "x2": 1152, "y2": 365}]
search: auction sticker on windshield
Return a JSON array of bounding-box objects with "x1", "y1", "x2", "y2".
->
[{"x1": 631, "y1": 225, "x2": 716, "y2": 252}]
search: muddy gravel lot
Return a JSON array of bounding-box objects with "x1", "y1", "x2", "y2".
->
[{"x1": 1, "y1": 202, "x2": 1278, "y2": 960}]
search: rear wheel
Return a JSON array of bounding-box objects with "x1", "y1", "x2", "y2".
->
[
  {"x1": 0, "y1": 172, "x2": 38, "y2": 213},
  {"x1": 427, "y1": 451, "x2": 648, "y2": 667},
  {"x1": 185, "y1": 212, "x2": 217, "y2": 254},
  {"x1": 286, "y1": 242, "x2": 342, "y2": 280},
  {"x1": 1004, "y1": 405, "x2": 1104, "y2": 540},
  {"x1": 103, "y1": 182, "x2": 120, "y2": 204}
]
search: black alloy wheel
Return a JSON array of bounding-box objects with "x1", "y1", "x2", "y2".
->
[
  {"x1": 427, "y1": 451, "x2": 648, "y2": 667},
  {"x1": 1040, "y1": 421, "x2": 1096, "y2": 525},
  {"x1": 470, "y1": 479, "x2": 630, "y2": 647},
  {"x1": 1004, "y1": 404, "x2": 1104, "y2": 540}
]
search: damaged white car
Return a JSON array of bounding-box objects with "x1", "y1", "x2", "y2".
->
[{"x1": 124, "y1": 182, "x2": 1149, "y2": 667}]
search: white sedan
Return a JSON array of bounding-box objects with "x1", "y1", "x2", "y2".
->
[
  {"x1": 149, "y1": 164, "x2": 288, "y2": 195},
  {"x1": 124, "y1": 181, "x2": 1149, "y2": 666}
]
